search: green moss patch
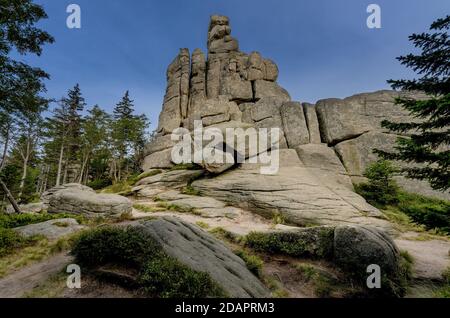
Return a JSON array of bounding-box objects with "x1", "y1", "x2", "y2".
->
[{"x1": 245, "y1": 228, "x2": 335, "y2": 259}]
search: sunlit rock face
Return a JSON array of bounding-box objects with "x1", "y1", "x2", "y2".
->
[{"x1": 144, "y1": 15, "x2": 449, "y2": 204}]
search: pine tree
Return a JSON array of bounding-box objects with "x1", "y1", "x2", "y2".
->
[
  {"x1": 376, "y1": 15, "x2": 450, "y2": 192},
  {"x1": 61, "y1": 84, "x2": 86, "y2": 182},
  {"x1": 113, "y1": 90, "x2": 134, "y2": 119},
  {"x1": 78, "y1": 105, "x2": 111, "y2": 184},
  {"x1": 0, "y1": 0, "x2": 53, "y2": 212},
  {"x1": 111, "y1": 91, "x2": 149, "y2": 181}
]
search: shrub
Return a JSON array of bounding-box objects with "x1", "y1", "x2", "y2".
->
[
  {"x1": 245, "y1": 228, "x2": 334, "y2": 259},
  {"x1": 234, "y1": 250, "x2": 264, "y2": 277},
  {"x1": 87, "y1": 178, "x2": 112, "y2": 190},
  {"x1": 71, "y1": 226, "x2": 225, "y2": 298},
  {"x1": 0, "y1": 228, "x2": 39, "y2": 257},
  {"x1": 396, "y1": 192, "x2": 450, "y2": 234},
  {"x1": 71, "y1": 226, "x2": 157, "y2": 267},
  {"x1": 355, "y1": 160, "x2": 399, "y2": 207},
  {"x1": 139, "y1": 256, "x2": 224, "y2": 298}
]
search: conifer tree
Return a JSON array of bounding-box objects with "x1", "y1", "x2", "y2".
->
[{"x1": 376, "y1": 15, "x2": 450, "y2": 191}]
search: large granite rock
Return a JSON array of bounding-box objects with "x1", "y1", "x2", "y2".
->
[
  {"x1": 48, "y1": 189, "x2": 132, "y2": 218},
  {"x1": 134, "y1": 169, "x2": 205, "y2": 191},
  {"x1": 303, "y1": 103, "x2": 322, "y2": 144},
  {"x1": 316, "y1": 90, "x2": 424, "y2": 146},
  {"x1": 280, "y1": 101, "x2": 309, "y2": 148},
  {"x1": 192, "y1": 150, "x2": 392, "y2": 232},
  {"x1": 316, "y1": 90, "x2": 449, "y2": 200},
  {"x1": 143, "y1": 15, "x2": 290, "y2": 171},
  {"x1": 132, "y1": 217, "x2": 269, "y2": 298},
  {"x1": 157, "y1": 48, "x2": 191, "y2": 134},
  {"x1": 14, "y1": 218, "x2": 85, "y2": 240},
  {"x1": 41, "y1": 183, "x2": 95, "y2": 206},
  {"x1": 334, "y1": 225, "x2": 400, "y2": 274}
]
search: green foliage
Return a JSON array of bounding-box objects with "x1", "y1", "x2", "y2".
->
[
  {"x1": 87, "y1": 178, "x2": 112, "y2": 190},
  {"x1": 72, "y1": 226, "x2": 225, "y2": 298},
  {"x1": 209, "y1": 227, "x2": 240, "y2": 243},
  {"x1": 133, "y1": 204, "x2": 164, "y2": 213},
  {"x1": 195, "y1": 221, "x2": 210, "y2": 229},
  {"x1": 234, "y1": 249, "x2": 263, "y2": 277},
  {"x1": 0, "y1": 227, "x2": 40, "y2": 257},
  {"x1": 132, "y1": 170, "x2": 162, "y2": 184},
  {"x1": 354, "y1": 160, "x2": 400, "y2": 207},
  {"x1": 295, "y1": 264, "x2": 334, "y2": 297},
  {"x1": 245, "y1": 229, "x2": 334, "y2": 259},
  {"x1": 0, "y1": 212, "x2": 84, "y2": 229},
  {"x1": 356, "y1": 161, "x2": 450, "y2": 234},
  {"x1": 376, "y1": 15, "x2": 450, "y2": 191},
  {"x1": 139, "y1": 256, "x2": 224, "y2": 298},
  {"x1": 396, "y1": 192, "x2": 450, "y2": 234},
  {"x1": 181, "y1": 185, "x2": 201, "y2": 196}
]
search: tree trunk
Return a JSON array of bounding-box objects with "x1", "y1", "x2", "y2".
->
[
  {"x1": 0, "y1": 123, "x2": 11, "y2": 171},
  {"x1": 78, "y1": 154, "x2": 89, "y2": 183},
  {"x1": 0, "y1": 178, "x2": 21, "y2": 213},
  {"x1": 56, "y1": 143, "x2": 64, "y2": 186},
  {"x1": 18, "y1": 139, "x2": 31, "y2": 201},
  {"x1": 17, "y1": 154, "x2": 29, "y2": 201},
  {"x1": 63, "y1": 160, "x2": 68, "y2": 185}
]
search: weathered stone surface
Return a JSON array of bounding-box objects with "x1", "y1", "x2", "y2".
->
[
  {"x1": 157, "y1": 48, "x2": 191, "y2": 134},
  {"x1": 135, "y1": 169, "x2": 204, "y2": 190},
  {"x1": 280, "y1": 101, "x2": 309, "y2": 148},
  {"x1": 254, "y1": 80, "x2": 291, "y2": 101},
  {"x1": 143, "y1": 134, "x2": 176, "y2": 157},
  {"x1": 295, "y1": 144, "x2": 382, "y2": 217},
  {"x1": 6, "y1": 202, "x2": 45, "y2": 214},
  {"x1": 316, "y1": 90, "x2": 424, "y2": 145},
  {"x1": 41, "y1": 183, "x2": 95, "y2": 206},
  {"x1": 303, "y1": 103, "x2": 321, "y2": 144},
  {"x1": 48, "y1": 189, "x2": 132, "y2": 218},
  {"x1": 208, "y1": 15, "x2": 239, "y2": 55},
  {"x1": 186, "y1": 97, "x2": 242, "y2": 130},
  {"x1": 142, "y1": 148, "x2": 174, "y2": 170},
  {"x1": 334, "y1": 225, "x2": 400, "y2": 278},
  {"x1": 14, "y1": 218, "x2": 85, "y2": 240},
  {"x1": 334, "y1": 131, "x2": 450, "y2": 201},
  {"x1": 132, "y1": 217, "x2": 269, "y2": 297},
  {"x1": 334, "y1": 131, "x2": 398, "y2": 178},
  {"x1": 189, "y1": 48, "x2": 207, "y2": 111},
  {"x1": 192, "y1": 150, "x2": 392, "y2": 232},
  {"x1": 263, "y1": 59, "x2": 278, "y2": 81}
]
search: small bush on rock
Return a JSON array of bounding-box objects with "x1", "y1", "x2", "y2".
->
[
  {"x1": 355, "y1": 160, "x2": 399, "y2": 207},
  {"x1": 245, "y1": 228, "x2": 335, "y2": 259},
  {"x1": 71, "y1": 226, "x2": 225, "y2": 298}
]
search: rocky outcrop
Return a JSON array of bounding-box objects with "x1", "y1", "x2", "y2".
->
[
  {"x1": 143, "y1": 15, "x2": 291, "y2": 170},
  {"x1": 143, "y1": 15, "x2": 448, "y2": 228},
  {"x1": 157, "y1": 48, "x2": 190, "y2": 135},
  {"x1": 131, "y1": 217, "x2": 269, "y2": 298},
  {"x1": 334, "y1": 225, "x2": 401, "y2": 275},
  {"x1": 48, "y1": 188, "x2": 132, "y2": 218},
  {"x1": 192, "y1": 150, "x2": 392, "y2": 232},
  {"x1": 316, "y1": 90, "x2": 449, "y2": 200},
  {"x1": 14, "y1": 218, "x2": 85, "y2": 240},
  {"x1": 41, "y1": 183, "x2": 95, "y2": 206}
]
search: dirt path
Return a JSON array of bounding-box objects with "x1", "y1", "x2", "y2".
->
[
  {"x1": 0, "y1": 253, "x2": 73, "y2": 298},
  {"x1": 395, "y1": 232, "x2": 450, "y2": 281}
]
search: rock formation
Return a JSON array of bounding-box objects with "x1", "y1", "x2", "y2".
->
[
  {"x1": 142, "y1": 14, "x2": 449, "y2": 234},
  {"x1": 46, "y1": 185, "x2": 132, "y2": 218}
]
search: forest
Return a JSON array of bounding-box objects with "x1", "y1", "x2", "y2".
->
[{"x1": 0, "y1": 2, "x2": 151, "y2": 211}]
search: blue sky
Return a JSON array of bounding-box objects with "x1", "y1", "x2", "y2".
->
[{"x1": 16, "y1": 0, "x2": 450, "y2": 130}]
